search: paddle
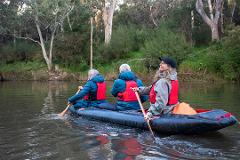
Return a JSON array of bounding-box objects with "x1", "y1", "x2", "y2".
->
[
  {"x1": 132, "y1": 89, "x2": 155, "y2": 137},
  {"x1": 58, "y1": 87, "x2": 81, "y2": 117}
]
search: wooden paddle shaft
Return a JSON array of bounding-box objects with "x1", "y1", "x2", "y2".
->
[
  {"x1": 59, "y1": 88, "x2": 81, "y2": 116},
  {"x1": 134, "y1": 91, "x2": 155, "y2": 137}
]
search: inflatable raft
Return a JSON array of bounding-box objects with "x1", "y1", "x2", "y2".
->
[{"x1": 70, "y1": 108, "x2": 237, "y2": 134}]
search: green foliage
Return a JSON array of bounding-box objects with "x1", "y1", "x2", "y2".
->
[
  {"x1": 1, "y1": 0, "x2": 239, "y2": 82},
  {"x1": 180, "y1": 26, "x2": 240, "y2": 80},
  {"x1": 141, "y1": 26, "x2": 192, "y2": 70},
  {"x1": 0, "y1": 61, "x2": 46, "y2": 72},
  {"x1": 94, "y1": 51, "x2": 148, "y2": 75},
  {"x1": 95, "y1": 25, "x2": 149, "y2": 63},
  {"x1": 220, "y1": 26, "x2": 240, "y2": 80},
  {"x1": 166, "y1": 0, "x2": 194, "y2": 42},
  {"x1": 60, "y1": 60, "x2": 89, "y2": 73},
  {"x1": 0, "y1": 41, "x2": 39, "y2": 64},
  {"x1": 54, "y1": 32, "x2": 89, "y2": 70},
  {"x1": 114, "y1": 3, "x2": 153, "y2": 27},
  {"x1": 64, "y1": 3, "x2": 91, "y2": 32}
]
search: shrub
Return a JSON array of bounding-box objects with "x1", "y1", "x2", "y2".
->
[
  {"x1": 220, "y1": 26, "x2": 240, "y2": 80},
  {"x1": 141, "y1": 26, "x2": 192, "y2": 70},
  {"x1": 180, "y1": 26, "x2": 240, "y2": 80},
  {"x1": 54, "y1": 32, "x2": 89, "y2": 69},
  {"x1": 0, "y1": 41, "x2": 39, "y2": 64},
  {"x1": 94, "y1": 25, "x2": 150, "y2": 64}
]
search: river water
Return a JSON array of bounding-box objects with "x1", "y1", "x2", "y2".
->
[{"x1": 0, "y1": 81, "x2": 239, "y2": 160}]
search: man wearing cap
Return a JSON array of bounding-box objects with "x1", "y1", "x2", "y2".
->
[{"x1": 134, "y1": 57, "x2": 179, "y2": 119}]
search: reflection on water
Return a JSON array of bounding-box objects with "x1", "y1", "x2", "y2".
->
[
  {"x1": 0, "y1": 81, "x2": 239, "y2": 160},
  {"x1": 112, "y1": 137, "x2": 142, "y2": 159}
]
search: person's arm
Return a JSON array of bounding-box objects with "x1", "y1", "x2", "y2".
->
[
  {"x1": 138, "y1": 85, "x2": 152, "y2": 95},
  {"x1": 111, "y1": 79, "x2": 125, "y2": 97},
  {"x1": 68, "y1": 81, "x2": 92, "y2": 103},
  {"x1": 136, "y1": 79, "x2": 149, "y2": 102},
  {"x1": 147, "y1": 79, "x2": 170, "y2": 117}
]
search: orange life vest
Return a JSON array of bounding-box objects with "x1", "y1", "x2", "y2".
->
[
  {"x1": 149, "y1": 80, "x2": 179, "y2": 105},
  {"x1": 118, "y1": 80, "x2": 138, "y2": 102},
  {"x1": 84, "y1": 82, "x2": 106, "y2": 101}
]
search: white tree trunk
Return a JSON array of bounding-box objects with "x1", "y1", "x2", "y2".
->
[
  {"x1": 90, "y1": 17, "x2": 93, "y2": 69},
  {"x1": 31, "y1": 1, "x2": 74, "y2": 72},
  {"x1": 207, "y1": 0, "x2": 214, "y2": 20},
  {"x1": 35, "y1": 19, "x2": 52, "y2": 71},
  {"x1": 211, "y1": 23, "x2": 219, "y2": 40},
  {"x1": 150, "y1": 6, "x2": 158, "y2": 27},
  {"x1": 229, "y1": 0, "x2": 236, "y2": 23},
  {"x1": 196, "y1": 0, "x2": 223, "y2": 41},
  {"x1": 102, "y1": 0, "x2": 117, "y2": 45}
]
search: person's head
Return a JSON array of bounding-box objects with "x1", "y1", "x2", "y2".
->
[
  {"x1": 159, "y1": 57, "x2": 176, "y2": 72},
  {"x1": 88, "y1": 69, "x2": 99, "y2": 80},
  {"x1": 119, "y1": 64, "x2": 131, "y2": 73}
]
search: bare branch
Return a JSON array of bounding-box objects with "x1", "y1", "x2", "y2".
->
[
  {"x1": 16, "y1": 36, "x2": 41, "y2": 46},
  {"x1": 1, "y1": 33, "x2": 41, "y2": 46}
]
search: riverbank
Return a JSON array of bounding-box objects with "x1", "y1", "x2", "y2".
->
[
  {"x1": 0, "y1": 54, "x2": 227, "y2": 82},
  {"x1": 0, "y1": 68, "x2": 224, "y2": 83}
]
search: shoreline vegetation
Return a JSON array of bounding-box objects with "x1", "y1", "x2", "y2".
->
[
  {"x1": 0, "y1": 61, "x2": 224, "y2": 83},
  {"x1": 0, "y1": 70, "x2": 223, "y2": 82},
  {"x1": 1, "y1": 1, "x2": 240, "y2": 82}
]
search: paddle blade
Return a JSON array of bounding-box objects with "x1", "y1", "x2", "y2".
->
[{"x1": 58, "y1": 104, "x2": 71, "y2": 117}]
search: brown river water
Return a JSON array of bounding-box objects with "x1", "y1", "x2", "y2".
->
[{"x1": 0, "y1": 81, "x2": 239, "y2": 160}]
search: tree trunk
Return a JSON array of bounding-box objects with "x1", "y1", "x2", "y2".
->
[
  {"x1": 150, "y1": 6, "x2": 158, "y2": 27},
  {"x1": 211, "y1": 23, "x2": 220, "y2": 41},
  {"x1": 48, "y1": 31, "x2": 55, "y2": 71},
  {"x1": 35, "y1": 16, "x2": 52, "y2": 71},
  {"x1": 102, "y1": 0, "x2": 117, "y2": 45},
  {"x1": 13, "y1": 29, "x2": 16, "y2": 46},
  {"x1": 229, "y1": 0, "x2": 236, "y2": 23},
  {"x1": 90, "y1": 17, "x2": 93, "y2": 69},
  {"x1": 196, "y1": 0, "x2": 223, "y2": 41}
]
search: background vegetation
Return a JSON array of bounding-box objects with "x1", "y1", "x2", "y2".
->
[{"x1": 1, "y1": 0, "x2": 240, "y2": 80}]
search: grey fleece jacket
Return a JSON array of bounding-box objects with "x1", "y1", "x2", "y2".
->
[{"x1": 139, "y1": 70, "x2": 178, "y2": 117}]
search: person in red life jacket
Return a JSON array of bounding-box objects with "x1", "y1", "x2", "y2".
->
[
  {"x1": 68, "y1": 69, "x2": 107, "y2": 112},
  {"x1": 134, "y1": 57, "x2": 179, "y2": 119},
  {"x1": 111, "y1": 64, "x2": 148, "y2": 110}
]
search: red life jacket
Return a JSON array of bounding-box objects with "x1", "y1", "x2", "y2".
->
[
  {"x1": 118, "y1": 80, "x2": 138, "y2": 102},
  {"x1": 96, "y1": 82, "x2": 106, "y2": 100},
  {"x1": 149, "y1": 80, "x2": 179, "y2": 105},
  {"x1": 149, "y1": 82, "x2": 157, "y2": 104},
  {"x1": 84, "y1": 82, "x2": 106, "y2": 100},
  {"x1": 168, "y1": 80, "x2": 179, "y2": 105}
]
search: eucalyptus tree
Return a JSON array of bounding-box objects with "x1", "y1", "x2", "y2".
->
[
  {"x1": 196, "y1": 0, "x2": 224, "y2": 41},
  {"x1": 102, "y1": 0, "x2": 117, "y2": 44},
  {"x1": 0, "y1": 0, "x2": 25, "y2": 43},
  {"x1": 21, "y1": 0, "x2": 74, "y2": 71},
  {"x1": 117, "y1": 0, "x2": 185, "y2": 27}
]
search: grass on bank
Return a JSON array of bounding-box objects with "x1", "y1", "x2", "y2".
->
[
  {"x1": 95, "y1": 51, "x2": 149, "y2": 75},
  {"x1": 0, "y1": 61, "x2": 47, "y2": 72}
]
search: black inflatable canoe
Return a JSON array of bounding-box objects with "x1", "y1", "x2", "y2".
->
[{"x1": 71, "y1": 108, "x2": 237, "y2": 134}]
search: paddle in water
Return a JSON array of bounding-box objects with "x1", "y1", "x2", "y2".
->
[
  {"x1": 132, "y1": 88, "x2": 155, "y2": 137},
  {"x1": 58, "y1": 87, "x2": 82, "y2": 117}
]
